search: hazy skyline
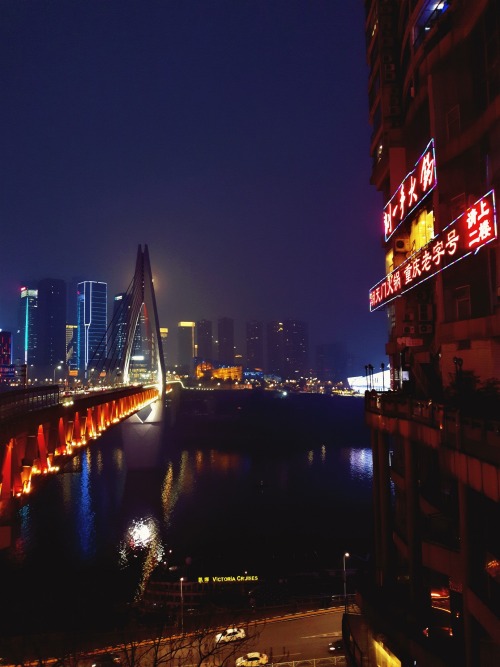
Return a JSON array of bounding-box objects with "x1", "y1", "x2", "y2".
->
[{"x1": 1, "y1": 1, "x2": 387, "y2": 370}]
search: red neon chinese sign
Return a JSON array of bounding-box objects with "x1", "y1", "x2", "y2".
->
[
  {"x1": 383, "y1": 139, "x2": 437, "y2": 242},
  {"x1": 370, "y1": 190, "x2": 497, "y2": 311}
]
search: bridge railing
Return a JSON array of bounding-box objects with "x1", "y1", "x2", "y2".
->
[{"x1": 0, "y1": 385, "x2": 60, "y2": 422}]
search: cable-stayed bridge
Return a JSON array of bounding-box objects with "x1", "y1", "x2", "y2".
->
[
  {"x1": 85, "y1": 244, "x2": 166, "y2": 389},
  {"x1": 0, "y1": 245, "x2": 169, "y2": 529}
]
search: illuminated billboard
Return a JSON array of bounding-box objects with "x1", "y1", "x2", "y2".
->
[
  {"x1": 384, "y1": 139, "x2": 437, "y2": 242},
  {"x1": 370, "y1": 190, "x2": 497, "y2": 312}
]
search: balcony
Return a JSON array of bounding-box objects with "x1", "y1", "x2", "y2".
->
[{"x1": 365, "y1": 392, "x2": 500, "y2": 502}]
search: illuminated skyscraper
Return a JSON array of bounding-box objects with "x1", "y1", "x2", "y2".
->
[
  {"x1": 130, "y1": 305, "x2": 153, "y2": 382},
  {"x1": 160, "y1": 327, "x2": 168, "y2": 369},
  {"x1": 18, "y1": 286, "x2": 38, "y2": 365},
  {"x1": 245, "y1": 320, "x2": 264, "y2": 370},
  {"x1": 196, "y1": 319, "x2": 213, "y2": 362},
  {"x1": 110, "y1": 292, "x2": 130, "y2": 366},
  {"x1": 217, "y1": 317, "x2": 234, "y2": 366},
  {"x1": 66, "y1": 324, "x2": 78, "y2": 376},
  {"x1": 77, "y1": 281, "x2": 107, "y2": 378}
]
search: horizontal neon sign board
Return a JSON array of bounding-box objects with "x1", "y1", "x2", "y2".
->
[
  {"x1": 371, "y1": 190, "x2": 497, "y2": 311},
  {"x1": 197, "y1": 575, "x2": 259, "y2": 584},
  {"x1": 384, "y1": 139, "x2": 437, "y2": 242}
]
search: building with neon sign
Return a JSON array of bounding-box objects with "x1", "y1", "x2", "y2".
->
[{"x1": 348, "y1": 3, "x2": 500, "y2": 667}]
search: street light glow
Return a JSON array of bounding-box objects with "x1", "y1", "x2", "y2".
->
[{"x1": 343, "y1": 552, "x2": 350, "y2": 612}]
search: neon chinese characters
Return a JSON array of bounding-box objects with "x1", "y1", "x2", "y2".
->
[
  {"x1": 383, "y1": 139, "x2": 437, "y2": 242},
  {"x1": 370, "y1": 190, "x2": 497, "y2": 311}
]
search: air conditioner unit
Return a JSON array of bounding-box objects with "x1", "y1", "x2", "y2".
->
[
  {"x1": 403, "y1": 325, "x2": 415, "y2": 335},
  {"x1": 395, "y1": 238, "x2": 411, "y2": 252},
  {"x1": 419, "y1": 324, "x2": 433, "y2": 334}
]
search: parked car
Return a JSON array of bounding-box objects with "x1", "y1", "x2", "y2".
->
[
  {"x1": 328, "y1": 640, "x2": 344, "y2": 654},
  {"x1": 215, "y1": 626, "x2": 246, "y2": 643},
  {"x1": 235, "y1": 652, "x2": 269, "y2": 667}
]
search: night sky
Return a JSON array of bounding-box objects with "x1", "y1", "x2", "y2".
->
[{"x1": 1, "y1": 0, "x2": 387, "y2": 370}]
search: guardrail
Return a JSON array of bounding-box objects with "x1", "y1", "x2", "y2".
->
[
  {"x1": 268, "y1": 659, "x2": 346, "y2": 667},
  {"x1": 0, "y1": 385, "x2": 60, "y2": 421}
]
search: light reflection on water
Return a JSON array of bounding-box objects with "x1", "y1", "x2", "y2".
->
[
  {"x1": 118, "y1": 516, "x2": 164, "y2": 600},
  {"x1": 348, "y1": 447, "x2": 373, "y2": 481},
  {"x1": 2, "y1": 395, "x2": 374, "y2": 634},
  {"x1": 77, "y1": 448, "x2": 95, "y2": 559}
]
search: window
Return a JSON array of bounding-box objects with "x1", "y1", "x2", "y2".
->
[
  {"x1": 455, "y1": 285, "x2": 471, "y2": 320},
  {"x1": 446, "y1": 105, "x2": 461, "y2": 141}
]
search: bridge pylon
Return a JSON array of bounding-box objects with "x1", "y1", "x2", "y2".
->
[
  {"x1": 121, "y1": 245, "x2": 166, "y2": 393},
  {"x1": 86, "y1": 245, "x2": 166, "y2": 394}
]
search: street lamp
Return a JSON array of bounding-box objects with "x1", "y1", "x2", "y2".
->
[
  {"x1": 53, "y1": 364, "x2": 62, "y2": 384},
  {"x1": 343, "y1": 552, "x2": 350, "y2": 612},
  {"x1": 180, "y1": 577, "x2": 184, "y2": 634}
]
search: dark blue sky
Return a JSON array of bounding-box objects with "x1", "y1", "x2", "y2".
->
[{"x1": 1, "y1": 0, "x2": 387, "y2": 369}]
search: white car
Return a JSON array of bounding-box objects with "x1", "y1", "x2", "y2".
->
[
  {"x1": 235, "y1": 653, "x2": 268, "y2": 667},
  {"x1": 215, "y1": 627, "x2": 246, "y2": 643}
]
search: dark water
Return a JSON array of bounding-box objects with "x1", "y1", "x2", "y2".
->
[{"x1": 0, "y1": 390, "x2": 373, "y2": 636}]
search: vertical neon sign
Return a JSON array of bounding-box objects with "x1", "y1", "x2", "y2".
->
[{"x1": 383, "y1": 139, "x2": 437, "y2": 242}]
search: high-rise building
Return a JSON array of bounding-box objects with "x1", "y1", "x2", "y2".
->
[
  {"x1": 66, "y1": 277, "x2": 83, "y2": 327},
  {"x1": 77, "y1": 281, "x2": 107, "y2": 379},
  {"x1": 354, "y1": 3, "x2": 500, "y2": 666},
  {"x1": 0, "y1": 330, "x2": 13, "y2": 385},
  {"x1": 283, "y1": 319, "x2": 308, "y2": 380},
  {"x1": 17, "y1": 286, "x2": 38, "y2": 366},
  {"x1": 0, "y1": 331, "x2": 11, "y2": 366},
  {"x1": 130, "y1": 305, "x2": 153, "y2": 382},
  {"x1": 246, "y1": 320, "x2": 264, "y2": 370},
  {"x1": 196, "y1": 319, "x2": 213, "y2": 362},
  {"x1": 217, "y1": 317, "x2": 234, "y2": 366},
  {"x1": 66, "y1": 324, "x2": 78, "y2": 377},
  {"x1": 266, "y1": 321, "x2": 284, "y2": 377},
  {"x1": 110, "y1": 292, "x2": 130, "y2": 367},
  {"x1": 160, "y1": 327, "x2": 168, "y2": 369},
  {"x1": 315, "y1": 342, "x2": 347, "y2": 383},
  {"x1": 36, "y1": 278, "x2": 67, "y2": 376},
  {"x1": 177, "y1": 321, "x2": 195, "y2": 373}
]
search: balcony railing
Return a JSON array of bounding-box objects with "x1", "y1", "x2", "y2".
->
[{"x1": 365, "y1": 392, "x2": 500, "y2": 466}]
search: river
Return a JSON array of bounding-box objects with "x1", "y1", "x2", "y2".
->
[{"x1": 0, "y1": 389, "x2": 373, "y2": 639}]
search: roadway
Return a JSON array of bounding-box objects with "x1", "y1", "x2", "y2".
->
[
  {"x1": 244, "y1": 608, "x2": 345, "y2": 663},
  {"x1": 77, "y1": 608, "x2": 346, "y2": 667}
]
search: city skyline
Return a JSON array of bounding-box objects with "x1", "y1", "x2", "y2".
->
[
  {"x1": 1, "y1": 1, "x2": 387, "y2": 373},
  {"x1": 6, "y1": 274, "x2": 347, "y2": 376}
]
